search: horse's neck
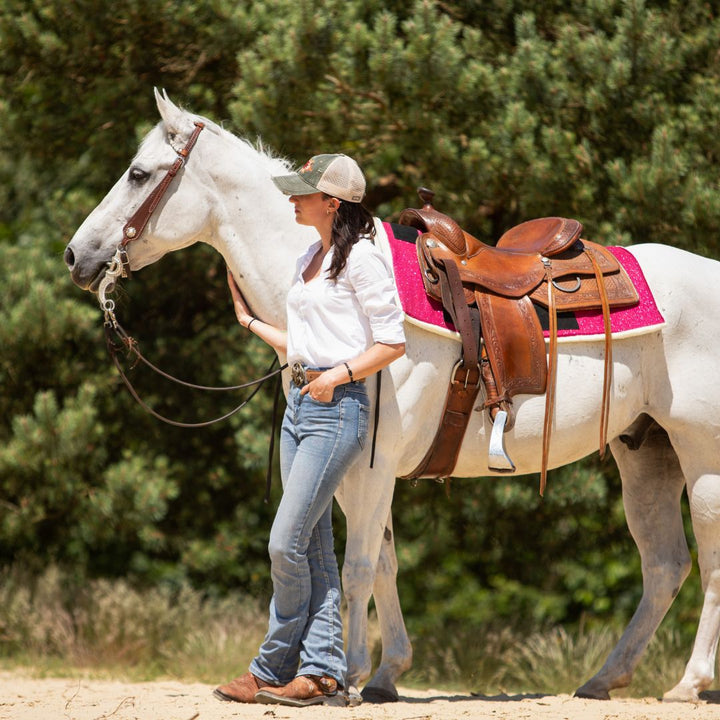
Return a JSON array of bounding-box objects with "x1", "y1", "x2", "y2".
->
[
  {"x1": 202, "y1": 135, "x2": 316, "y2": 329},
  {"x1": 221, "y1": 224, "x2": 310, "y2": 331}
]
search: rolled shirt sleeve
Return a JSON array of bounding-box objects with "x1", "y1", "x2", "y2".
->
[{"x1": 345, "y1": 240, "x2": 406, "y2": 346}]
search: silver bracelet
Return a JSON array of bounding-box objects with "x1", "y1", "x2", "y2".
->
[{"x1": 247, "y1": 317, "x2": 257, "y2": 332}]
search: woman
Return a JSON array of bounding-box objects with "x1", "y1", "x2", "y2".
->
[{"x1": 214, "y1": 154, "x2": 406, "y2": 707}]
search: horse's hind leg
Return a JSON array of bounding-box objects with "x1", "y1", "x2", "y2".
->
[
  {"x1": 662, "y1": 428, "x2": 720, "y2": 701},
  {"x1": 575, "y1": 421, "x2": 690, "y2": 699}
]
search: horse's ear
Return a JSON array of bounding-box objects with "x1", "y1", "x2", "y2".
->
[{"x1": 154, "y1": 87, "x2": 187, "y2": 136}]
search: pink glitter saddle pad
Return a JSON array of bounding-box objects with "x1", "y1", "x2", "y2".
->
[{"x1": 383, "y1": 221, "x2": 665, "y2": 340}]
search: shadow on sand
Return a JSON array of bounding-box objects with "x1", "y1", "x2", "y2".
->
[
  {"x1": 396, "y1": 691, "x2": 548, "y2": 704},
  {"x1": 395, "y1": 690, "x2": 720, "y2": 705},
  {"x1": 699, "y1": 691, "x2": 720, "y2": 704}
]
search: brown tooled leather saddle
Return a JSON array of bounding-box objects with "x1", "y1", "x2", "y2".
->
[{"x1": 398, "y1": 188, "x2": 639, "y2": 494}]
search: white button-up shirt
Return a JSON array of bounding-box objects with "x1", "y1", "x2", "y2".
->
[{"x1": 286, "y1": 238, "x2": 406, "y2": 368}]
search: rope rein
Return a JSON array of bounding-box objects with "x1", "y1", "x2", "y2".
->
[{"x1": 104, "y1": 317, "x2": 286, "y2": 428}]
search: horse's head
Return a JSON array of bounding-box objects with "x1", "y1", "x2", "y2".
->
[{"x1": 65, "y1": 89, "x2": 276, "y2": 292}]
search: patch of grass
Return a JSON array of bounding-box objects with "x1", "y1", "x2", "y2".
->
[
  {"x1": 0, "y1": 566, "x2": 702, "y2": 696},
  {"x1": 500, "y1": 625, "x2": 617, "y2": 695},
  {"x1": 403, "y1": 621, "x2": 700, "y2": 697},
  {"x1": 402, "y1": 625, "x2": 518, "y2": 692},
  {"x1": 0, "y1": 566, "x2": 267, "y2": 682}
]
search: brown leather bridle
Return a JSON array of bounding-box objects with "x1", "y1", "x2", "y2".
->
[
  {"x1": 106, "y1": 120, "x2": 206, "y2": 278},
  {"x1": 96, "y1": 117, "x2": 285, "y2": 498},
  {"x1": 123, "y1": 121, "x2": 205, "y2": 247},
  {"x1": 98, "y1": 119, "x2": 285, "y2": 445},
  {"x1": 98, "y1": 120, "x2": 205, "y2": 302}
]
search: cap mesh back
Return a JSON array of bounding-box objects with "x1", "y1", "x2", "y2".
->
[{"x1": 319, "y1": 156, "x2": 365, "y2": 201}]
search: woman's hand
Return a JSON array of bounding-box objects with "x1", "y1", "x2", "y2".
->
[
  {"x1": 300, "y1": 367, "x2": 345, "y2": 402},
  {"x1": 227, "y1": 269, "x2": 254, "y2": 328}
]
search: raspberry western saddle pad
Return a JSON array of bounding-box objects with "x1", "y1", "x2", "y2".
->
[
  {"x1": 382, "y1": 222, "x2": 664, "y2": 342},
  {"x1": 374, "y1": 195, "x2": 665, "y2": 493}
]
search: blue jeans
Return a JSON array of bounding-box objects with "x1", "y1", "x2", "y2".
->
[{"x1": 250, "y1": 380, "x2": 369, "y2": 687}]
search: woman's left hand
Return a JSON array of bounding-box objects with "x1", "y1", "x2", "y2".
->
[{"x1": 301, "y1": 372, "x2": 337, "y2": 402}]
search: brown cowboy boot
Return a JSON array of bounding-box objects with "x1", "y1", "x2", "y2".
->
[
  {"x1": 213, "y1": 671, "x2": 278, "y2": 703},
  {"x1": 254, "y1": 674, "x2": 345, "y2": 707}
]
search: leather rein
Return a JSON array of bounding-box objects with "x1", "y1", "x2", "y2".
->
[{"x1": 97, "y1": 120, "x2": 287, "y2": 432}]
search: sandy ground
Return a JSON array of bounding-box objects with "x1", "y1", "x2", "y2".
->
[{"x1": 2, "y1": 675, "x2": 720, "y2": 720}]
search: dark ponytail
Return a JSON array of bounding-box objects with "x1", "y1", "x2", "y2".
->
[{"x1": 324, "y1": 195, "x2": 376, "y2": 281}]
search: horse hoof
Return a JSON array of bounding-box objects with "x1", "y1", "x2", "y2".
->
[
  {"x1": 663, "y1": 685, "x2": 700, "y2": 702},
  {"x1": 346, "y1": 685, "x2": 363, "y2": 706},
  {"x1": 360, "y1": 685, "x2": 399, "y2": 703}
]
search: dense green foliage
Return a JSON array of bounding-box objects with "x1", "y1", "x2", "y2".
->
[{"x1": 2, "y1": 0, "x2": 718, "y2": 655}]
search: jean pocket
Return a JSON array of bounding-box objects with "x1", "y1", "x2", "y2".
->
[
  {"x1": 357, "y1": 403, "x2": 369, "y2": 450},
  {"x1": 305, "y1": 390, "x2": 338, "y2": 407}
]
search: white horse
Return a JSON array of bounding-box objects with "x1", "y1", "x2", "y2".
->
[{"x1": 65, "y1": 91, "x2": 720, "y2": 703}]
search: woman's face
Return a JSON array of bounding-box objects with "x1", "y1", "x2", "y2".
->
[{"x1": 289, "y1": 192, "x2": 336, "y2": 228}]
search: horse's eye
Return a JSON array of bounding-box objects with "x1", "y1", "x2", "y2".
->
[{"x1": 129, "y1": 167, "x2": 150, "y2": 184}]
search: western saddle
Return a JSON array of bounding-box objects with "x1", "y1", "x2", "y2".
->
[{"x1": 398, "y1": 188, "x2": 639, "y2": 494}]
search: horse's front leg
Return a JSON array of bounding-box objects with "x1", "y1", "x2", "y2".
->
[
  {"x1": 361, "y1": 509, "x2": 413, "y2": 702},
  {"x1": 335, "y1": 462, "x2": 397, "y2": 701}
]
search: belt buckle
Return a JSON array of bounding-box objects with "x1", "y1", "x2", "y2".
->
[{"x1": 291, "y1": 362, "x2": 306, "y2": 387}]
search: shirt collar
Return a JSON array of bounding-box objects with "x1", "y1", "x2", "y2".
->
[{"x1": 298, "y1": 240, "x2": 334, "y2": 274}]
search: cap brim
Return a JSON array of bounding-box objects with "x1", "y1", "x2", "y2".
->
[{"x1": 272, "y1": 173, "x2": 319, "y2": 196}]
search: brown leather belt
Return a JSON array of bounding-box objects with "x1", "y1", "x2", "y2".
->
[{"x1": 290, "y1": 361, "x2": 365, "y2": 387}]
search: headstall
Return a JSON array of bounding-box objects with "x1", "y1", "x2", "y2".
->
[
  {"x1": 99, "y1": 121, "x2": 205, "y2": 320},
  {"x1": 96, "y1": 119, "x2": 286, "y2": 450}
]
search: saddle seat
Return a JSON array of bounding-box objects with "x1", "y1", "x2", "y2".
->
[{"x1": 397, "y1": 188, "x2": 639, "y2": 493}]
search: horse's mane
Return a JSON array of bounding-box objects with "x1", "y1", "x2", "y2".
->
[
  {"x1": 204, "y1": 116, "x2": 292, "y2": 173},
  {"x1": 137, "y1": 106, "x2": 292, "y2": 176}
]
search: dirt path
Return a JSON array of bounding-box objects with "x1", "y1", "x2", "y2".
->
[{"x1": 2, "y1": 675, "x2": 720, "y2": 720}]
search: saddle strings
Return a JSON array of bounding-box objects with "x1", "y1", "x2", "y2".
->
[
  {"x1": 584, "y1": 247, "x2": 613, "y2": 460},
  {"x1": 540, "y1": 259, "x2": 558, "y2": 496}
]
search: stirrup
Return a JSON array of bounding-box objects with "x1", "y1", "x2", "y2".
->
[{"x1": 488, "y1": 410, "x2": 516, "y2": 473}]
